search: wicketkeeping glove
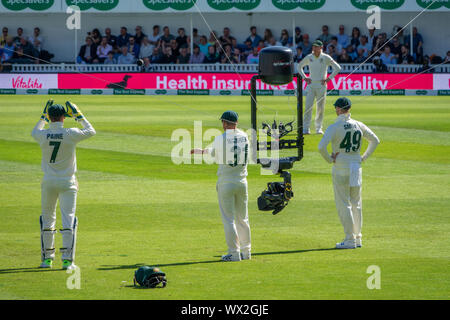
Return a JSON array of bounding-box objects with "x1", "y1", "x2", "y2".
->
[
  {"x1": 65, "y1": 101, "x2": 84, "y2": 122},
  {"x1": 40, "y1": 100, "x2": 53, "y2": 123}
]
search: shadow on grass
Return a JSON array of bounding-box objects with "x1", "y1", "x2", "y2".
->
[
  {"x1": 97, "y1": 247, "x2": 338, "y2": 271},
  {"x1": 0, "y1": 267, "x2": 64, "y2": 274}
]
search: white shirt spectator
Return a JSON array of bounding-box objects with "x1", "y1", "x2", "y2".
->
[
  {"x1": 118, "y1": 53, "x2": 135, "y2": 64},
  {"x1": 139, "y1": 43, "x2": 154, "y2": 59},
  {"x1": 337, "y1": 33, "x2": 349, "y2": 49},
  {"x1": 97, "y1": 44, "x2": 112, "y2": 59},
  {"x1": 357, "y1": 43, "x2": 371, "y2": 58}
]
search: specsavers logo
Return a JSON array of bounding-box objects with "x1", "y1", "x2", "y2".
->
[
  {"x1": 65, "y1": 0, "x2": 119, "y2": 11},
  {"x1": 272, "y1": 0, "x2": 326, "y2": 11},
  {"x1": 416, "y1": 0, "x2": 450, "y2": 9},
  {"x1": 207, "y1": 0, "x2": 261, "y2": 10},
  {"x1": 350, "y1": 0, "x2": 405, "y2": 10},
  {"x1": 1, "y1": 0, "x2": 54, "y2": 11},
  {"x1": 143, "y1": 0, "x2": 197, "y2": 10}
]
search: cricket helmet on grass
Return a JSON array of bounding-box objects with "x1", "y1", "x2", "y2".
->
[{"x1": 134, "y1": 266, "x2": 167, "y2": 288}]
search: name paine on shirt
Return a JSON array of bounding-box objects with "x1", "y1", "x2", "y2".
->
[{"x1": 46, "y1": 133, "x2": 63, "y2": 140}]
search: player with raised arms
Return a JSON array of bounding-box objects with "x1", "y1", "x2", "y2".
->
[
  {"x1": 32, "y1": 100, "x2": 96, "y2": 269},
  {"x1": 318, "y1": 97, "x2": 379, "y2": 249}
]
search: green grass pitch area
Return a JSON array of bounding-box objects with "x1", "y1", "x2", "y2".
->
[{"x1": 0, "y1": 95, "x2": 449, "y2": 300}]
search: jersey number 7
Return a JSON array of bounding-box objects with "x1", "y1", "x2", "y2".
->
[{"x1": 49, "y1": 141, "x2": 61, "y2": 163}]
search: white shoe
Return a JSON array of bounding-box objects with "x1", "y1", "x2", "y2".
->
[
  {"x1": 221, "y1": 254, "x2": 241, "y2": 262},
  {"x1": 336, "y1": 240, "x2": 357, "y2": 249},
  {"x1": 356, "y1": 238, "x2": 362, "y2": 248},
  {"x1": 240, "y1": 252, "x2": 251, "y2": 260},
  {"x1": 303, "y1": 130, "x2": 311, "y2": 135},
  {"x1": 316, "y1": 130, "x2": 324, "y2": 135}
]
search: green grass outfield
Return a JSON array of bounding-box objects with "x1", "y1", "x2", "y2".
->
[{"x1": 0, "y1": 95, "x2": 449, "y2": 300}]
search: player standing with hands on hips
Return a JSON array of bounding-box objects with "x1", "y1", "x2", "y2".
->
[
  {"x1": 318, "y1": 98, "x2": 379, "y2": 249},
  {"x1": 32, "y1": 100, "x2": 96, "y2": 269},
  {"x1": 298, "y1": 40, "x2": 341, "y2": 135},
  {"x1": 191, "y1": 111, "x2": 251, "y2": 262}
]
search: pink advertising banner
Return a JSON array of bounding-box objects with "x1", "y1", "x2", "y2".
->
[{"x1": 58, "y1": 73, "x2": 434, "y2": 91}]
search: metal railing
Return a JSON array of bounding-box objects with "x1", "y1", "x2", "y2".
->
[{"x1": 9, "y1": 63, "x2": 448, "y2": 73}]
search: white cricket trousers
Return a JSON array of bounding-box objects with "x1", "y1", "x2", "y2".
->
[
  {"x1": 217, "y1": 180, "x2": 251, "y2": 256},
  {"x1": 41, "y1": 177, "x2": 78, "y2": 260},
  {"x1": 304, "y1": 83, "x2": 327, "y2": 133},
  {"x1": 332, "y1": 167, "x2": 362, "y2": 241}
]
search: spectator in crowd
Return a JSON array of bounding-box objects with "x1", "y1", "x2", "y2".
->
[
  {"x1": 149, "y1": 25, "x2": 161, "y2": 46},
  {"x1": 232, "y1": 48, "x2": 243, "y2": 64},
  {"x1": 356, "y1": 35, "x2": 371, "y2": 58},
  {"x1": 242, "y1": 40, "x2": 253, "y2": 58},
  {"x1": 89, "y1": 28, "x2": 102, "y2": 45},
  {"x1": 389, "y1": 37, "x2": 402, "y2": 61},
  {"x1": 10, "y1": 45, "x2": 36, "y2": 64},
  {"x1": 192, "y1": 28, "x2": 201, "y2": 45},
  {"x1": 0, "y1": 27, "x2": 8, "y2": 47},
  {"x1": 372, "y1": 56, "x2": 388, "y2": 72},
  {"x1": 327, "y1": 36, "x2": 342, "y2": 55},
  {"x1": 208, "y1": 31, "x2": 219, "y2": 46},
  {"x1": 247, "y1": 46, "x2": 259, "y2": 64},
  {"x1": 220, "y1": 27, "x2": 235, "y2": 47},
  {"x1": 373, "y1": 33, "x2": 387, "y2": 56},
  {"x1": 380, "y1": 46, "x2": 397, "y2": 65},
  {"x1": 417, "y1": 55, "x2": 431, "y2": 73},
  {"x1": 392, "y1": 25, "x2": 407, "y2": 46},
  {"x1": 327, "y1": 44, "x2": 339, "y2": 60},
  {"x1": 104, "y1": 51, "x2": 117, "y2": 64},
  {"x1": 318, "y1": 25, "x2": 333, "y2": 47},
  {"x1": 367, "y1": 27, "x2": 377, "y2": 50},
  {"x1": 398, "y1": 45, "x2": 414, "y2": 64},
  {"x1": 355, "y1": 48, "x2": 366, "y2": 63},
  {"x1": 412, "y1": 27, "x2": 424, "y2": 62},
  {"x1": 350, "y1": 27, "x2": 361, "y2": 50},
  {"x1": 28, "y1": 27, "x2": 43, "y2": 50},
  {"x1": 294, "y1": 27, "x2": 303, "y2": 46},
  {"x1": 104, "y1": 28, "x2": 117, "y2": 48},
  {"x1": 293, "y1": 46, "x2": 305, "y2": 62},
  {"x1": 117, "y1": 27, "x2": 131, "y2": 48},
  {"x1": 176, "y1": 28, "x2": 188, "y2": 47},
  {"x1": 346, "y1": 44, "x2": 358, "y2": 61},
  {"x1": 160, "y1": 26, "x2": 175, "y2": 45},
  {"x1": 220, "y1": 44, "x2": 233, "y2": 63},
  {"x1": 267, "y1": 36, "x2": 281, "y2": 47},
  {"x1": 97, "y1": 36, "x2": 112, "y2": 63},
  {"x1": 134, "y1": 26, "x2": 146, "y2": 45},
  {"x1": 160, "y1": 46, "x2": 177, "y2": 64},
  {"x1": 139, "y1": 37, "x2": 153, "y2": 59},
  {"x1": 142, "y1": 57, "x2": 152, "y2": 72},
  {"x1": 150, "y1": 46, "x2": 162, "y2": 64},
  {"x1": 430, "y1": 54, "x2": 443, "y2": 64},
  {"x1": 280, "y1": 29, "x2": 292, "y2": 47},
  {"x1": 189, "y1": 44, "x2": 205, "y2": 64},
  {"x1": 337, "y1": 48, "x2": 352, "y2": 63},
  {"x1": 118, "y1": 46, "x2": 136, "y2": 64},
  {"x1": 263, "y1": 28, "x2": 273, "y2": 46},
  {"x1": 168, "y1": 39, "x2": 180, "y2": 58},
  {"x1": 13, "y1": 27, "x2": 24, "y2": 47},
  {"x1": 1, "y1": 37, "x2": 14, "y2": 63},
  {"x1": 246, "y1": 26, "x2": 262, "y2": 48},
  {"x1": 198, "y1": 35, "x2": 210, "y2": 56},
  {"x1": 177, "y1": 45, "x2": 190, "y2": 64},
  {"x1": 128, "y1": 36, "x2": 140, "y2": 58},
  {"x1": 337, "y1": 25, "x2": 349, "y2": 49},
  {"x1": 445, "y1": 51, "x2": 450, "y2": 64},
  {"x1": 298, "y1": 33, "x2": 312, "y2": 55},
  {"x1": 77, "y1": 37, "x2": 98, "y2": 64},
  {"x1": 204, "y1": 45, "x2": 220, "y2": 63},
  {"x1": 256, "y1": 39, "x2": 265, "y2": 52}
]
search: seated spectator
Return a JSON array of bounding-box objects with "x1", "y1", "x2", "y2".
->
[
  {"x1": 373, "y1": 33, "x2": 387, "y2": 56},
  {"x1": 134, "y1": 26, "x2": 146, "y2": 45},
  {"x1": 160, "y1": 46, "x2": 177, "y2": 64},
  {"x1": 128, "y1": 36, "x2": 140, "y2": 58},
  {"x1": 149, "y1": 25, "x2": 161, "y2": 46},
  {"x1": 298, "y1": 33, "x2": 312, "y2": 55},
  {"x1": 247, "y1": 47, "x2": 259, "y2": 64},
  {"x1": 89, "y1": 28, "x2": 102, "y2": 46},
  {"x1": 242, "y1": 39, "x2": 253, "y2": 58},
  {"x1": 380, "y1": 46, "x2": 397, "y2": 65},
  {"x1": 77, "y1": 37, "x2": 98, "y2": 64},
  {"x1": 327, "y1": 45, "x2": 339, "y2": 60},
  {"x1": 350, "y1": 27, "x2": 361, "y2": 50},
  {"x1": 294, "y1": 27, "x2": 303, "y2": 46},
  {"x1": 267, "y1": 36, "x2": 281, "y2": 47},
  {"x1": 97, "y1": 37, "x2": 112, "y2": 63},
  {"x1": 0, "y1": 27, "x2": 8, "y2": 47},
  {"x1": 10, "y1": 46, "x2": 35, "y2": 64},
  {"x1": 13, "y1": 27, "x2": 24, "y2": 47},
  {"x1": 263, "y1": 28, "x2": 273, "y2": 46},
  {"x1": 192, "y1": 28, "x2": 201, "y2": 45},
  {"x1": 336, "y1": 25, "x2": 350, "y2": 49},
  {"x1": 367, "y1": 27, "x2": 377, "y2": 50},
  {"x1": 150, "y1": 46, "x2": 162, "y2": 64},
  {"x1": 220, "y1": 44, "x2": 233, "y2": 63},
  {"x1": 417, "y1": 55, "x2": 431, "y2": 73},
  {"x1": 177, "y1": 45, "x2": 190, "y2": 64},
  {"x1": 372, "y1": 56, "x2": 388, "y2": 72},
  {"x1": 412, "y1": 27, "x2": 424, "y2": 62},
  {"x1": 104, "y1": 51, "x2": 117, "y2": 64},
  {"x1": 256, "y1": 40, "x2": 265, "y2": 52},
  {"x1": 293, "y1": 46, "x2": 306, "y2": 62},
  {"x1": 18, "y1": 37, "x2": 38, "y2": 59},
  {"x1": 139, "y1": 37, "x2": 154, "y2": 59},
  {"x1": 176, "y1": 28, "x2": 188, "y2": 47},
  {"x1": 28, "y1": 27, "x2": 43, "y2": 50},
  {"x1": 1, "y1": 37, "x2": 14, "y2": 63},
  {"x1": 355, "y1": 49, "x2": 366, "y2": 63},
  {"x1": 208, "y1": 31, "x2": 219, "y2": 46},
  {"x1": 337, "y1": 48, "x2": 353, "y2": 63},
  {"x1": 318, "y1": 25, "x2": 333, "y2": 47},
  {"x1": 346, "y1": 44, "x2": 358, "y2": 61},
  {"x1": 246, "y1": 26, "x2": 262, "y2": 48},
  {"x1": 280, "y1": 29, "x2": 292, "y2": 47},
  {"x1": 445, "y1": 51, "x2": 450, "y2": 64},
  {"x1": 430, "y1": 54, "x2": 443, "y2": 64},
  {"x1": 168, "y1": 39, "x2": 179, "y2": 58},
  {"x1": 104, "y1": 28, "x2": 117, "y2": 48},
  {"x1": 160, "y1": 26, "x2": 175, "y2": 45},
  {"x1": 198, "y1": 35, "x2": 210, "y2": 56},
  {"x1": 117, "y1": 46, "x2": 135, "y2": 64},
  {"x1": 327, "y1": 36, "x2": 342, "y2": 55},
  {"x1": 142, "y1": 57, "x2": 152, "y2": 72},
  {"x1": 220, "y1": 27, "x2": 235, "y2": 47},
  {"x1": 204, "y1": 45, "x2": 220, "y2": 63},
  {"x1": 392, "y1": 25, "x2": 407, "y2": 46},
  {"x1": 357, "y1": 35, "x2": 371, "y2": 58},
  {"x1": 389, "y1": 37, "x2": 402, "y2": 60},
  {"x1": 117, "y1": 27, "x2": 130, "y2": 48},
  {"x1": 232, "y1": 48, "x2": 243, "y2": 64},
  {"x1": 189, "y1": 44, "x2": 205, "y2": 64}
]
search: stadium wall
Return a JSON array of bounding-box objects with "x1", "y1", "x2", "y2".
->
[{"x1": 0, "y1": 11, "x2": 448, "y2": 62}]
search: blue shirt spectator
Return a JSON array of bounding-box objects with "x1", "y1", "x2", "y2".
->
[
  {"x1": 246, "y1": 26, "x2": 262, "y2": 48},
  {"x1": 118, "y1": 46, "x2": 136, "y2": 64},
  {"x1": 336, "y1": 25, "x2": 350, "y2": 48},
  {"x1": 380, "y1": 47, "x2": 397, "y2": 65},
  {"x1": 117, "y1": 27, "x2": 131, "y2": 48}
]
